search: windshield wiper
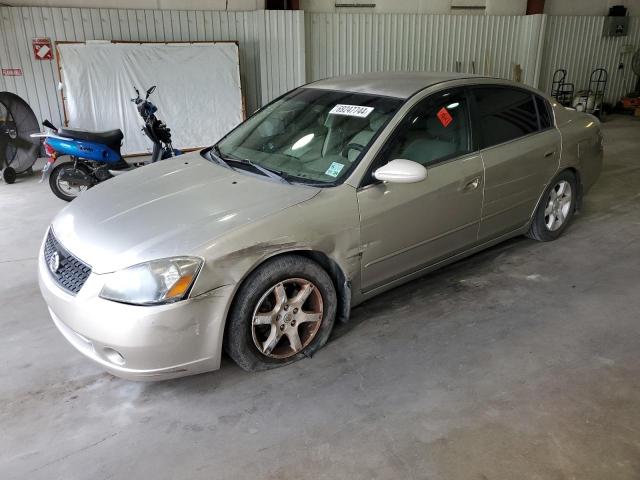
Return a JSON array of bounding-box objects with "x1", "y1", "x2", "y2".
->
[
  {"x1": 207, "y1": 146, "x2": 233, "y2": 170},
  {"x1": 252, "y1": 165, "x2": 292, "y2": 184},
  {"x1": 267, "y1": 169, "x2": 326, "y2": 186},
  {"x1": 209, "y1": 147, "x2": 293, "y2": 184},
  {"x1": 227, "y1": 156, "x2": 291, "y2": 184}
]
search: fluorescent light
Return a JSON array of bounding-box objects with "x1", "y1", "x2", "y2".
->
[{"x1": 446, "y1": 102, "x2": 460, "y2": 109}]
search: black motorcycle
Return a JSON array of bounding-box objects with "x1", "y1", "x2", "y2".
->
[{"x1": 128, "y1": 85, "x2": 180, "y2": 166}]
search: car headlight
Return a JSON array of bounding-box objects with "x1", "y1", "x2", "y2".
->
[{"x1": 100, "y1": 257, "x2": 202, "y2": 305}]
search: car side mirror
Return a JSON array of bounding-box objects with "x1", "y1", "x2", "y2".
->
[{"x1": 373, "y1": 159, "x2": 427, "y2": 184}]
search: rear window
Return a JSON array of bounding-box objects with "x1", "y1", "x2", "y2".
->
[
  {"x1": 536, "y1": 96, "x2": 552, "y2": 130},
  {"x1": 473, "y1": 87, "x2": 539, "y2": 148}
]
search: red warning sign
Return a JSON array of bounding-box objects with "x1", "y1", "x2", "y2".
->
[
  {"x1": 32, "y1": 37, "x2": 53, "y2": 60},
  {"x1": 436, "y1": 107, "x2": 453, "y2": 128}
]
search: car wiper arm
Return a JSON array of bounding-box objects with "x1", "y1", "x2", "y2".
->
[
  {"x1": 229, "y1": 157, "x2": 291, "y2": 184},
  {"x1": 209, "y1": 148, "x2": 291, "y2": 184},
  {"x1": 266, "y1": 169, "x2": 323, "y2": 186},
  {"x1": 252, "y1": 164, "x2": 292, "y2": 184},
  {"x1": 208, "y1": 146, "x2": 233, "y2": 170}
]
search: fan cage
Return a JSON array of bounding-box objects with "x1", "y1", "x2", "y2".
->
[{"x1": 0, "y1": 92, "x2": 40, "y2": 174}]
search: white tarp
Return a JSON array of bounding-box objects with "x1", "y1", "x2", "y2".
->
[{"x1": 58, "y1": 42, "x2": 243, "y2": 155}]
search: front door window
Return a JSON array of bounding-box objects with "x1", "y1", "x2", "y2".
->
[{"x1": 384, "y1": 91, "x2": 471, "y2": 167}]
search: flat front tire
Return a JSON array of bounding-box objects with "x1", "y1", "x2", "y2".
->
[
  {"x1": 224, "y1": 255, "x2": 337, "y2": 372},
  {"x1": 527, "y1": 170, "x2": 577, "y2": 242}
]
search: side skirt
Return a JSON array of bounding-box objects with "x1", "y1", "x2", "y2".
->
[{"x1": 352, "y1": 226, "x2": 528, "y2": 307}]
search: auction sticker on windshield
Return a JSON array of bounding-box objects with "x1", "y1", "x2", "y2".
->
[
  {"x1": 329, "y1": 104, "x2": 374, "y2": 118},
  {"x1": 325, "y1": 162, "x2": 345, "y2": 177}
]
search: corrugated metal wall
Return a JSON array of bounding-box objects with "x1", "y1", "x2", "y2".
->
[
  {"x1": 257, "y1": 10, "x2": 305, "y2": 106},
  {"x1": 305, "y1": 13, "x2": 531, "y2": 83},
  {"x1": 306, "y1": 12, "x2": 640, "y2": 104},
  {"x1": 539, "y1": 16, "x2": 640, "y2": 104},
  {"x1": 0, "y1": 7, "x2": 305, "y2": 125},
  {"x1": 2, "y1": 7, "x2": 639, "y2": 126},
  {"x1": 516, "y1": 13, "x2": 546, "y2": 87}
]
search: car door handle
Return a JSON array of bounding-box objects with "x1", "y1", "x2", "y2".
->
[
  {"x1": 544, "y1": 151, "x2": 555, "y2": 158},
  {"x1": 463, "y1": 177, "x2": 480, "y2": 191}
]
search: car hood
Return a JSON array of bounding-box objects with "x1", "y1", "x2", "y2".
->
[{"x1": 50, "y1": 153, "x2": 319, "y2": 273}]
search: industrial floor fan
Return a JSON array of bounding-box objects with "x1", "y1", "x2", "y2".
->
[{"x1": 0, "y1": 92, "x2": 40, "y2": 184}]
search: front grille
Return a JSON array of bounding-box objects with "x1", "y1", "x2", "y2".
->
[{"x1": 43, "y1": 229, "x2": 92, "y2": 295}]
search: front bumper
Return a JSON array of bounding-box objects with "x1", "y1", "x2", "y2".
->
[{"x1": 38, "y1": 250, "x2": 234, "y2": 381}]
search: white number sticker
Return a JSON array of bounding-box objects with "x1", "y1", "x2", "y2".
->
[{"x1": 329, "y1": 104, "x2": 374, "y2": 118}]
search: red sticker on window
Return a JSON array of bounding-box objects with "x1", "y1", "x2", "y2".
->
[{"x1": 437, "y1": 107, "x2": 453, "y2": 127}]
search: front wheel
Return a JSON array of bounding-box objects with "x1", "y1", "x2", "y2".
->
[
  {"x1": 527, "y1": 170, "x2": 577, "y2": 242},
  {"x1": 224, "y1": 255, "x2": 337, "y2": 372},
  {"x1": 49, "y1": 162, "x2": 92, "y2": 202}
]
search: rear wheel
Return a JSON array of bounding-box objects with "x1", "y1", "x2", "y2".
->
[
  {"x1": 224, "y1": 255, "x2": 337, "y2": 372},
  {"x1": 49, "y1": 162, "x2": 92, "y2": 202},
  {"x1": 527, "y1": 170, "x2": 577, "y2": 242}
]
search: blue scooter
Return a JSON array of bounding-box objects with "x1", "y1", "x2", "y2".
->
[{"x1": 37, "y1": 86, "x2": 177, "y2": 201}]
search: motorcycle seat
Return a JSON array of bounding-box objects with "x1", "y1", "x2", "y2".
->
[{"x1": 58, "y1": 127, "x2": 124, "y2": 147}]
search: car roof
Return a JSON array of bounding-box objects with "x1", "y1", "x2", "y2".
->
[{"x1": 306, "y1": 72, "x2": 487, "y2": 99}]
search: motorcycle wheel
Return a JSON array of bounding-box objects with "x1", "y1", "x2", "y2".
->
[{"x1": 49, "y1": 162, "x2": 93, "y2": 202}]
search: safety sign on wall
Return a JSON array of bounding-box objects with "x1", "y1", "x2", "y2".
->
[
  {"x1": 1, "y1": 68, "x2": 23, "y2": 76},
  {"x1": 32, "y1": 38, "x2": 53, "y2": 60}
]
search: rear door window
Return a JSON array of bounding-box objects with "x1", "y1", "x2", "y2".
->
[
  {"x1": 535, "y1": 96, "x2": 553, "y2": 130},
  {"x1": 472, "y1": 87, "x2": 539, "y2": 148}
]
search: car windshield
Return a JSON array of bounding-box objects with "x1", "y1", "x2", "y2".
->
[{"x1": 214, "y1": 88, "x2": 402, "y2": 185}]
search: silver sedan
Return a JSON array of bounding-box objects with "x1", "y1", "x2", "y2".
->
[{"x1": 39, "y1": 72, "x2": 603, "y2": 380}]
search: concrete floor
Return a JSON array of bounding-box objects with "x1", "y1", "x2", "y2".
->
[{"x1": 1, "y1": 115, "x2": 639, "y2": 479}]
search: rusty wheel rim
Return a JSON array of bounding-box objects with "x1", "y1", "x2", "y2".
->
[{"x1": 251, "y1": 278, "x2": 323, "y2": 359}]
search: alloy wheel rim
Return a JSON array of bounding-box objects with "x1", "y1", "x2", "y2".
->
[
  {"x1": 544, "y1": 180, "x2": 572, "y2": 232},
  {"x1": 251, "y1": 278, "x2": 323, "y2": 359}
]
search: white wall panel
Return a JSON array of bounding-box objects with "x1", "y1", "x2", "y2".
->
[
  {"x1": 306, "y1": 12, "x2": 640, "y2": 105},
  {"x1": 544, "y1": 0, "x2": 640, "y2": 16},
  {"x1": 0, "y1": 7, "x2": 304, "y2": 127},
  {"x1": 59, "y1": 42, "x2": 243, "y2": 154},
  {"x1": 539, "y1": 15, "x2": 640, "y2": 104},
  {"x1": 4, "y1": 5, "x2": 638, "y2": 135},
  {"x1": 517, "y1": 13, "x2": 546, "y2": 87},
  {"x1": 300, "y1": 0, "x2": 528, "y2": 15},
  {"x1": 305, "y1": 13, "x2": 533, "y2": 85},
  {"x1": 256, "y1": 10, "x2": 306, "y2": 108}
]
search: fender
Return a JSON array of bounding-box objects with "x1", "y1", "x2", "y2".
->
[{"x1": 39, "y1": 154, "x2": 65, "y2": 182}]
